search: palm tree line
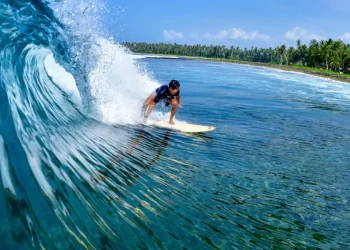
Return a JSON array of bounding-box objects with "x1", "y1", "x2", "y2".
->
[{"x1": 122, "y1": 39, "x2": 350, "y2": 72}]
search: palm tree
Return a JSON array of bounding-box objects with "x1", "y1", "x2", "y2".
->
[
  {"x1": 295, "y1": 39, "x2": 302, "y2": 64},
  {"x1": 279, "y1": 45, "x2": 286, "y2": 65},
  {"x1": 320, "y1": 40, "x2": 331, "y2": 70},
  {"x1": 308, "y1": 39, "x2": 319, "y2": 67},
  {"x1": 330, "y1": 40, "x2": 343, "y2": 70},
  {"x1": 300, "y1": 44, "x2": 308, "y2": 66},
  {"x1": 343, "y1": 45, "x2": 350, "y2": 70},
  {"x1": 122, "y1": 39, "x2": 350, "y2": 73},
  {"x1": 287, "y1": 47, "x2": 295, "y2": 65},
  {"x1": 335, "y1": 40, "x2": 347, "y2": 69}
]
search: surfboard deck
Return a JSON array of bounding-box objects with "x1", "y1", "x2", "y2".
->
[{"x1": 147, "y1": 120, "x2": 216, "y2": 133}]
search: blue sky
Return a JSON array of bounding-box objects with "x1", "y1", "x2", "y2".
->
[{"x1": 105, "y1": 0, "x2": 350, "y2": 48}]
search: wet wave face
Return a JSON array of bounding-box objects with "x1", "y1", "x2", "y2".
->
[
  {"x1": 0, "y1": 1, "x2": 226, "y2": 249},
  {"x1": 0, "y1": 0, "x2": 177, "y2": 249},
  {"x1": 1, "y1": 0, "x2": 350, "y2": 249}
]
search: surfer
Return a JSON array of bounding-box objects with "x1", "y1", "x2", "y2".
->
[{"x1": 141, "y1": 80, "x2": 182, "y2": 125}]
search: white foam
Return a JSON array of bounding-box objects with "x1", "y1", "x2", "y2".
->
[
  {"x1": 0, "y1": 136, "x2": 16, "y2": 195},
  {"x1": 43, "y1": 40, "x2": 182, "y2": 125},
  {"x1": 254, "y1": 67, "x2": 350, "y2": 101},
  {"x1": 87, "y1": 38, "x2": 160, "y2": 125},
  {"x1": 130, "y1": 54, "x2": 180, "y2": 60},
  {"x1": 130, "y1": 54, "x2": 149, "y2": 60},
  {"x1": 44, "y1": 54, "x2": 82, "y2": 108},
  {"x1": 49, "y1": 0, "x2": 180, "y2": 125}
]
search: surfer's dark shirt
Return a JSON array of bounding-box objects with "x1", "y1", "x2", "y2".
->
[{"x1": 154, "y1": 85, "x2": 180, "y2": 103}]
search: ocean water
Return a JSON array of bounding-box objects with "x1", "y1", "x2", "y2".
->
[{"x1": 1, "y1": 0, "x2": 350, "y2": 249}]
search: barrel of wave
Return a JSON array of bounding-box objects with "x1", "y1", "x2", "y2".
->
[{"x1": 44, "y1": 38, "x2": 161, "y2": 125}]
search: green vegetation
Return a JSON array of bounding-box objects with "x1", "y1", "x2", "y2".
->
[
  {"x1": 290, "y1": 65, "x2": 350, "y2": 78},
  {"x1": 122, "y1": 39, "x2": 350, "y2": 75}
]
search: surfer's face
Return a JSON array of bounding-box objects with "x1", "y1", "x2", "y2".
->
[{"x1": 169, "y1": 87, "x2": 179, "y2": 95}]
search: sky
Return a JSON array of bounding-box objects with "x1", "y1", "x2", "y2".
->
[{"x1": 104, "y1": 0, "x2": 350, "y2": 48}]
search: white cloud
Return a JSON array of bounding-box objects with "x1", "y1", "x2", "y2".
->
[
  {"x1": 285, "y1": 26, "x2": 325, "y2": 41},
  {"x1": 340, "y1": 32, "x2": 350, "y2": 42},
  {"x1": 163, "y1": 29, "x2": 184, "y2": 41},
  {"x1": 200, "y1": 28, "x2": 270, "y2": 41},
  {"x1": 309, "y1": 33, "x2": 326, "y2": 41},
  {"x1": 285, "y1": 27, "x2": 307, "y2": 40}
]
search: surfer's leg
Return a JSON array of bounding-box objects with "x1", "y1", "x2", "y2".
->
[
  {"x1": 141, "y1": 93, "x2": 156, "y2": 118},
  {"x1": 168, "y1": 98, "x2": 178, "y2": 125},
  {"x1": 145, "y1": 102, "x2": 156, "y2": 119}
]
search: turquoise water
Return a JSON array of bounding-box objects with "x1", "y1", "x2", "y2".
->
[
  {"x1": 2, "y1": 55, "x2": 350, "y2": 249},
  {"x1": 137, "y1": 58, "x2": 350, "y2": 249},
  {"x1": 1, "y1": 0, "x2": 350, "y2": 249}
]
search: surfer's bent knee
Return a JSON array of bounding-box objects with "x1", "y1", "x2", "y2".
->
[{"x1": 170, "y1": 98, "x2": 178, "y2": 106}]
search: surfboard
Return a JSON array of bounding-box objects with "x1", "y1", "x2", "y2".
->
[{"x1": 147, "y1": 120, "x2": 216, "y2": 133}]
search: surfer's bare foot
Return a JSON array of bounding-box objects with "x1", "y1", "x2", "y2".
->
[{"x1": 169, "y1": 120, "x2": 175, "y2": 125}]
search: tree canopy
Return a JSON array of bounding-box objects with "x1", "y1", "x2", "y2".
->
[{"x1": 122, "y1": 39, "x2": 350, "y2": 72}]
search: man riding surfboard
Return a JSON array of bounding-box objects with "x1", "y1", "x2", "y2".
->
[{"x1": 141, "y1": 80, "x2": 182, "y2": 125}]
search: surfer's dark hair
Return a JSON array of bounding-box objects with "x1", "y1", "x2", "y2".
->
[{"x1": 169, "y1": 80, "x2": 180, "y2": 89}]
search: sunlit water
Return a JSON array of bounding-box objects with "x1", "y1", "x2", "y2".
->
[
  {"x1": 1, "y1": 0, "x2": 350, "y2": 249},
  {"x1": 136, "y1": 59, "x2": 350, "y2": 249}
]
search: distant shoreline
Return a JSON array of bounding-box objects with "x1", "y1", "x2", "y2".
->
[{"x1": 137, "y1": 54, "x2": 350, "y2": 83}]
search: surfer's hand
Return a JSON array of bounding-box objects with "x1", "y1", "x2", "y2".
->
[{"x1": 178, "y1": 104, "x2": 183, "y2": 108}]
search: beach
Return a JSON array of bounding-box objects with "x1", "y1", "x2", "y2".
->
[{"x1": 140, "y1": 54, "x2": 350, "y2": 83}]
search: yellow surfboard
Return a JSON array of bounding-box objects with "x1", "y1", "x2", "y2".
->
[{"x1": 148, "y1": 120, "x2": 216, "y2": 133}]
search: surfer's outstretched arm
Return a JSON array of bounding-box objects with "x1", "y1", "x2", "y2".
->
[{"x1": 176, "y1": 95, "x2": 182, "y2": 108}]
